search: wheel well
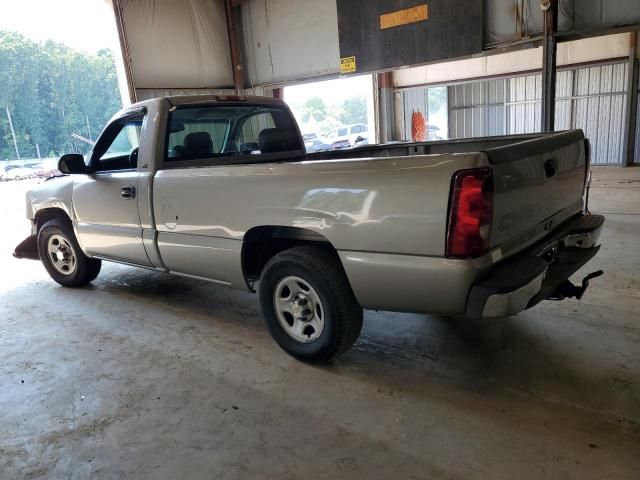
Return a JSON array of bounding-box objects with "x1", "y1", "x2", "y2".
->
[
  {"x1": 242, "y1": 226, "x2": 337, "y2": 289},
  {"x1": 35, "y1": 208, "x2": 72, "y2": 231}
]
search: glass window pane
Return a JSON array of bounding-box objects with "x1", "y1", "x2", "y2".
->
[
  {"x1": 103, "y1": 122, "x2": 141, "y2": 159},
  {"x1": 166, "y1": 104, "x2": 301, "y2": 162}
]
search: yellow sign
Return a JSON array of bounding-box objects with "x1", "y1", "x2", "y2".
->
[
  {"x1": 340, "y1": 56, "x2": 357, "y2": 74},
  {"x1": 380, "y1": 4, "x2": 429, "y2": 30}
]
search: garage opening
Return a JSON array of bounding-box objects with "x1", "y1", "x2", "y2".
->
[{"x1": 283, "y1": 74, "x2": 376, "y2": 152}]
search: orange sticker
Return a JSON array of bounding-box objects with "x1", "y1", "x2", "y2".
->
[{"x1": 380, "y1": 4, "x2": 429, "y2": 30}]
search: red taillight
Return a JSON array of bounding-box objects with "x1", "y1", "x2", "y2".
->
[{"x1": 446, "y1": 168, "x2": 494, "y2": 258}]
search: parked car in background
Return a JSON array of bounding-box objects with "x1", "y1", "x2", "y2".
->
[
  {"x1": 0, "y1": 164, "x2": 18, "y2": 180},
  {"x1": 304, "y1": 138, "x2": 331, "y2": 153},
  {"x1": 35, "y1": 165, "x2": 61, "y2": 179},
  {"x1": 329, "y1": 138, "x2": 350, "y2": 150},
  {"x1": 347, "y1": 123, "x2": 368, "y2": 144},
  {"x1": 2, "y1": 166, "x2": 37, "y2": 181},
  {"x1": 324, "y1": 123, "x2": 369, "y2": 149},
  {"x1": 302, "y1": 133, "x2": 319, "y2": 142},
  {"x1": 427, "y1": 125, "x2": 444, "y2": 141},
  {"x1": 353, "y1": 136, "x2": 369, "y2": 148}
]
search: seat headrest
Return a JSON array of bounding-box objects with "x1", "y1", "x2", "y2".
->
[
  {"x1": 258, "y1": 128, "x2": 301, "y2": 154},
  {"x1": 183, "y1": 132, "x2": 213, "y2": 157}
]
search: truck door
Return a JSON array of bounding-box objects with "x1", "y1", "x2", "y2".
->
[{"x1": 72, "y1": 110, "x2": 152, "y2": 266}]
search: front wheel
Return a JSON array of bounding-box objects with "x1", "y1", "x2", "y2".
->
[
  {"x1": 259, "y1": 246, "x2": 363, "y2": 363},
  {"x1": 37, "y1": 218, "x2": 101, "y2": 287}
]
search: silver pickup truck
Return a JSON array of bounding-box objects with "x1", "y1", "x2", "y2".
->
[{"x1": 14, "y1": 95, "x2": 604, "y2": 363}]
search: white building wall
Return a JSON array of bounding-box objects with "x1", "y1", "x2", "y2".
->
[{"x1": 394, "y1": 34, "x2": 631, "y2": 88}]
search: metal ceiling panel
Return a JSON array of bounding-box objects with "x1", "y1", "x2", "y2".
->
[
  {"x1": 240, "y1": 0, "x2": 341, "y2": 85},
  {"x1": 485, "y1": 0, "x2": 640, "y2": 46},
  {"x1": 117, "y1": 0, "x2": 233, "y2": 91}
]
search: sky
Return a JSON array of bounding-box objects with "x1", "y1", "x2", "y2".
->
[
  {"x1": 0, "y1": 0, "x2": 118, "y2": 52},
  {"x1": 284, "y1": 75, "x2": 374, "y2": 106}
]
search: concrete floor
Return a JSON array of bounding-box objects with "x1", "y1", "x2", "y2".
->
[{"x1": 1, "y1": 167, "x2": 639, "y2": 479}]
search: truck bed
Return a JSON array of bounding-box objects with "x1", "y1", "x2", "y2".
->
[{"x1": 306, "y1": 132, "x2": 560, "y2": 161}]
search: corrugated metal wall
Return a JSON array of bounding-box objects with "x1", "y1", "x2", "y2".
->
[
  {"x1": 398, "y1": 88, "x2": 428, "y2": 141},
  {"x1": 448, "y1": 81, "x2": 507, "y2": 138},
  {"x1": 399, "y1": 61, "x2": 629, "y2": 165},
  {"x1": 571, "y1": 63, "x2": 628, "y2": 165}
]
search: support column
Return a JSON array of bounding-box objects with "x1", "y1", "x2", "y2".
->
[
  {"x1": 541, "y1": 0, "x2": 558, "y2": 132},
  {"x1": 623, "y1": 32, "x2": 639, "y2": 167},
  {"x1": 224, "y1": 0, "x2": 245, "y2": 93},
  {"x1": 377, "y1": 72, "x2": 395, "y2": 144},
  {"x1": 111, "y1": 0, "x2": 137, "y2": 104}
]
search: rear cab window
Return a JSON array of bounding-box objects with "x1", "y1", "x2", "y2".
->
[{"x1": 165, "y1": 103, "x2": 303, "y2": 165}]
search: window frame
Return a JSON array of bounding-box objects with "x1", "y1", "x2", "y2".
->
[
  {"x1": 89, "y1": 107, "x2": 147, "y2": 174},
  {"x1": 161, "y1": 102, "x2": 305, "y2": 170}
]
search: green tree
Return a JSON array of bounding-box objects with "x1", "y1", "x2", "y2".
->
[
  {"x1": 339, "y1": 96, "x2": 367, "y2": 125},
  {"x1": 0, "y1": 31, "x2": 122, "y2": 161},
  {"x1": 301, "y1": 96, "x2": 327, "y2": 122}
]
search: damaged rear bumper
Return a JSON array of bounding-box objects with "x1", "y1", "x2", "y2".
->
[
  {"x1": 466, "y1": 214, "x2": 605, "y2": 319},
  {"x1": 13, "y1": 234, "x2": 39, "y2": 260}
]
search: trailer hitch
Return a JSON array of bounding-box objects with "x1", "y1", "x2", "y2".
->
[{"x1": 547, "y1": 270, "x2": 604, "y2": 301}]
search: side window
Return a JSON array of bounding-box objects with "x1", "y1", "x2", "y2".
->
[
  {"x1": 102, "y1": 122, "x2": 140, "y2": 158},
  {"x1": 337, "y1": 127, "x2": 348, "y2": 137},
  {"x1": 92, "y1": 115, "x2": 144, "y2": 172}
]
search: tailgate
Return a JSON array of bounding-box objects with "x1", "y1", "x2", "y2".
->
[{"x1": 485, "y1": 130, "x2": 587, "y2": 257}]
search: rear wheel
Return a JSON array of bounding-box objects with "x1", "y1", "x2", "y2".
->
[
  {"x1": 259, "y1": 246, "x2": 363, "y2": 363},
  {"x1": 38, "y1": 218, "x2": 101, "y2": 287}
]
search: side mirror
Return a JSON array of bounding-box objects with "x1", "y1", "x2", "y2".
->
[{"x1": 58, "y1": 154, "x2": 88, "y2": 174}]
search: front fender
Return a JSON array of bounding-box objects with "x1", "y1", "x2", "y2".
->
[{"x1": 26, "y1": 176, "x2": 75, "y2": 221}]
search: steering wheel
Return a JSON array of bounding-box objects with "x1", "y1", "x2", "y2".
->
[{"x1": 129, "y1": 147, "x2": 139, "y2": 168}]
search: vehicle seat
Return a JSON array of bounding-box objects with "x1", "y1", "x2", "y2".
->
[
  {"x1": 258, "y1": 128, "x2": 301, "y2": 153},
  {"x1": 240, "y1": 142, "x2": 260, "y2": 154},
  {"x1": 170, "y1": 145, "x2": 185, "y2": 159},
  {"x1": 183, "y1": 132, "x2": 213, "y2": 158}
]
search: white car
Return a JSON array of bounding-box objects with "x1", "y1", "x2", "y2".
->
[
  {"x1": 3, "y1": 167, "x2": 37, "y2": 181},
  {"x1": 324, "y1": 123, "x2": 369, "y2": 149}
]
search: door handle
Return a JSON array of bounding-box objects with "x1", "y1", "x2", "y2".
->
[
  {"x1": 121, "y1": 185, "x2": 136, "y2": 199},
  {"x1": 544, "y1": 158, "x2": 558, "y2": 178}
]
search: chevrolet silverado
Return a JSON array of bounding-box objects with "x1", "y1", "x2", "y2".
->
[{"x1": 14, "y1": 95, "x2": 604, "y2": 362}]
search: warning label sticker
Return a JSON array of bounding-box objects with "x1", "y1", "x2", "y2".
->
[{"x1": 340, "y1": 56, "x2": 357, "y2": 74}]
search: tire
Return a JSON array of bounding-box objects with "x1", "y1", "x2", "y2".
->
[
  {"x1": 259, "y1": 246, "x2": 363, "y2": 363},
  {"x1": 37, "y1": 218, "x2": 101, "y2": 287}
]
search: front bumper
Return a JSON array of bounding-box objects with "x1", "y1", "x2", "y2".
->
[
  {"x1": 14, "y1": 234, "x2": 39, "y2": 260},
  {"x1": 466, "y1": 214, "x2": 604, "y2": 319}
]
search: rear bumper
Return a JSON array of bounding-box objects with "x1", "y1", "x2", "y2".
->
[{"x1": 466, "y1": 214, "x2": 604, "y2": 319}]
